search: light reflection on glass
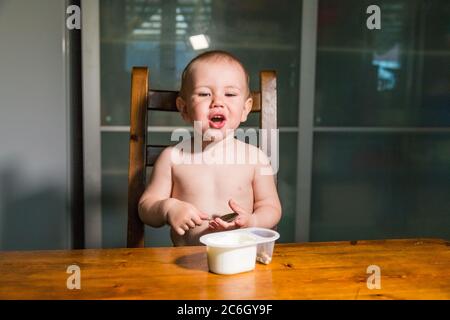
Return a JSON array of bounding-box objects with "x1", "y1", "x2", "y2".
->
[{"x1": 372, "y1": 43, "x2": 401, "y2": 91}]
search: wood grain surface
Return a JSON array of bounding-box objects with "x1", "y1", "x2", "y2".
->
[{"x1": 0, "y1": 239, "x2": 448, "y2": 300}]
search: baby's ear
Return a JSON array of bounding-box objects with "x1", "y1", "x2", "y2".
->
[
  {"x1": 240, "y1": 97, "x2": 253, "y2": 122},
  {"x1": 176, "y1": 96, "x2": 190, "y2": 122}
]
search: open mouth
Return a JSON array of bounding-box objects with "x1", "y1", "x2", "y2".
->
[{"x1": 208, "y1": 114, "x2": 226, "y2": 129}]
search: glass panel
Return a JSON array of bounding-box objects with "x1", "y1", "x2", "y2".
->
[
  {"x1": 276, "y1": 133, "x2": 298, "y2": 243},
  {"x1": 100, "y1": 0, "x2": 302, "y2": 127},
  {"x1": 311, "y1": 133, "x2": 450, "y2": 241},
  {"x1": 311, "y1": 0, "x2": 450, "y2": 243},
  {"x1": 101, "y1": 132, "x2": 128, "y2": 248},
  {"x1": 315, "y1": 0, "x2": 450, "y2": 127}
]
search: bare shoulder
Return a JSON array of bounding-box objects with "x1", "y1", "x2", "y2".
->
[
  {"x1": 234, "y1": 139, "x2": 271, "y2": 166},
  {"x1": 153, "y1": 145, "x2": 178, "y2": 168}
]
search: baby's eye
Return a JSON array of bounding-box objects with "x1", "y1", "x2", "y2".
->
[
  {"x1": 225, "y1": 93, "x2": 238, "y2": 97},
  {"x1": 197, "y1": 92, "x2": 211, "y2": 97}
]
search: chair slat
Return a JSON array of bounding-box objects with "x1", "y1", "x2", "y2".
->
[
  {"x1": 127, "y1": 67, "x2": 148, "y2": 248},
  {"x1": 148, "y1": 90, "x2": 261, "y2": 112},
  {"x1": 148, "y1": 91, "x2": 178, "y2": 111},
  {"x1": 260, "y1": 70, "x2": 277, "y2": 185},
  {"x1": 146, "y1": 145, "x2": 167, "y2": 166},
  {"x1": 250, "y1": 92, "x2": 261, "y2": 112}
]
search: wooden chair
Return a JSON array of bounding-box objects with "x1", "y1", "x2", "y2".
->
[{"x1": 127, "y1": 67, "x2": 277, "y2": 248}]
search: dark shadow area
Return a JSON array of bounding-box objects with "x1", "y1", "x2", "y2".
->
[
  {"x1": 174, "y1": 252, "x2": 208, "y2": 271},
  {"x1": 0, "y1": 162, "x2": 68, "y2": 251},
  {"x1": 68, "y1": 0, "x2": 84, "y2": 249}
]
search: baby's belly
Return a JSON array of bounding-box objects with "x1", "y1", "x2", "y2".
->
[
  {"x1": 172, "y1": 181, "x2": 254, "y2": 218},
  {"x1": 170, "y1": 164, "x2": 255, "y2": 245}
]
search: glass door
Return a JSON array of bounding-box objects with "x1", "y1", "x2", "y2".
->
[
  {"x1": 310, "y1": 0, "x2": 450, "y2": 241},
  {"x1": 83, "y1": 0, "x2": 449, "y2": 248}
]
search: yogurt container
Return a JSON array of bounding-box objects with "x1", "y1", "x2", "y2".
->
[{"x1": 199, "y1": 228, "x2": 280, "y2": 275}]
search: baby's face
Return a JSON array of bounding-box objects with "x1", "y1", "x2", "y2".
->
[{"x1": 176, "y1": 59, "x2": 253, "y2": 140}]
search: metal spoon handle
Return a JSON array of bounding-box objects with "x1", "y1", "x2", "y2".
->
[
  {"x1": 208, "y1": 212, "x2": 239, "y2": 223},
  {"x1": 217, "y1": 212, "x2": 239, "y2": 223}
]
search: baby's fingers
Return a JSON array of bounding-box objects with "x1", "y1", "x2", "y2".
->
[
  {"x1": 198, "y1": 212, "x2": 210, "y2": 220},
  {"x1": 209, "y1": 220, "x2": 219, "y2": 229},
  {"x1": 186, "y1": 220, "x2": 196, "y2": 228},
  {"x1": 192, "y1": 214, "x2": 207, "y2": 226},
  {"x1": 215, "y1": 217, "x2": 236, "y2": 229},
  {"x1": 235, "y1": 215, "x2": 251, "y2": 228},
  {"x1": 235, "y1": 217, "x2": 244, "y2": 227},
  {"x1": 228, "y1": 199, "x2": 248, "y2": 215},
  {"x1": 175, "y1": 227, "x2": 186, "y2": 235}
]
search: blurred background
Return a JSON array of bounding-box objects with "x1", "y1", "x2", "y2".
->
[{"x1": 0, "y1": 0, "x2": 449, "y2": 250}]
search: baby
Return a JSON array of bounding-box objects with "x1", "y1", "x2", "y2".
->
[{"x1": 138, "y1": 50, "x2": 282, "y2": 246}]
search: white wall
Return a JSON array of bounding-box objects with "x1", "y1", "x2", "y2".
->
[{"x1": 0, "y1": 0, "x2": 71, "y2": 250}]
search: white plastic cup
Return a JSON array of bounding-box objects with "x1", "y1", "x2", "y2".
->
[
  {"x1": 250, "y1": 228, "x2": 279, "y2": 264},
  {"x1": 206, "y1": 245, "x2": 257, "y2": 275},
  {"x1": 200, "y1": 228, "x2": 280, "y2": 275}
]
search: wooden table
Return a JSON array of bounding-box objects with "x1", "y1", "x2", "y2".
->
[{"x1": 0, "y1": 239, "x2": 448, "y2": 299}]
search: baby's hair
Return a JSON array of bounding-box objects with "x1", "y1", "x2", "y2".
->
[{"x1": 179, "y1": 50, "x2": 251, "y2": 99}]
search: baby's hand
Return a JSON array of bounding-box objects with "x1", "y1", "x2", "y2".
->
[
  {"x1": 166, "y1": 200, "x2": 209, "y2": 235},
  {"x1": 209, "y1": 199, "x2": 253, "y2": 231}
]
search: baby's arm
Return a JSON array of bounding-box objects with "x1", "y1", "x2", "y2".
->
[
  {"x1": 250, "y1": 152, "x2": 282, "y2": 228},
  {"x1": 210, "y1": 148, "x2": 282, "y2": 230},
  {"x1": 138, "y1": 147, "x2": 176, "y2": 227},
  {"x1": 138, "y1": 147, "x2": 209, "y2": 235}
]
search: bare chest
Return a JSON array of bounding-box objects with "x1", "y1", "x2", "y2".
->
[{"x1": 172, "y1": 164, "x2": 254, "y2": 196}]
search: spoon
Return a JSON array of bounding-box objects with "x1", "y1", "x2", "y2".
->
[{"x1": 209, "y1": 212, "x2": 239, "y2": 223}]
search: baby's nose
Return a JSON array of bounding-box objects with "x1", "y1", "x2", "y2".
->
[{"x1": 210, "y1": 97, "x2": 224, "y2": 108}]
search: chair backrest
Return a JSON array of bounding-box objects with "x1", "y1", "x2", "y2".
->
[{"x1": 127, "y1": 67, "x2": 277, "y2": 248}]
